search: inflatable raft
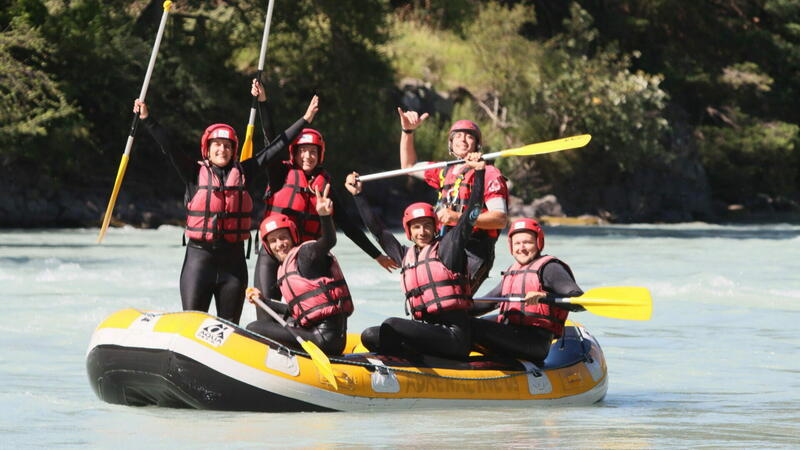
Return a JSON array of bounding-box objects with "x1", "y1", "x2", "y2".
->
[{"x1": 86, "y1": 309, "x2": 608, "y2": 411}]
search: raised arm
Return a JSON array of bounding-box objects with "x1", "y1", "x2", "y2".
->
[
  {"x1": 295, "y1": 184, "x2": 336, "y2": 279},
  {"x1": 330, "y1": 187, "x2": 398, "y2": 272},
  {"x1": 251, "y1": 95, "x2": 318, "y2": 168},
  {"x1": 134, "y1": 99, "x2": 195, "y2": 186},
  {"x1": 345, "y1": 172, "x2": 406, "y2": 264},
  {"x1": 251, "y1": 78, "x2": 273, "y2": 146},
  {"x1": 397, "y1": 108, "x2": 429, "y2": 179}
]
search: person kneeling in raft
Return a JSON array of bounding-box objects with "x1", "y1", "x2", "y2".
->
[
  {"x1": 344, "y1": 153, "x2": 487, "y2": 360},
  {"x1": 245, "y1": 184, "x2": 353, "y2": 356},
  {"x1": 470, "y1": 218, "x2": 584, "y2": 363}
]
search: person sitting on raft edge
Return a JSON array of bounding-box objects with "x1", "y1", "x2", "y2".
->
[
  {"x1": 133, "y1": 89, "x2": 317, "y2": 325},
  {"x1": 397, "y1": 109, "x2": 509, "y2": 294},
  {"x1": 250, "y1": 81, "x2": 398, "y2": 322},
  {"x1": 245, "y1": 184, "x2": 353, "y2": 356},
  {"x1": 470, "y1": 218, "x2": 585, "y2": 363},
  {"x1": 344, "y1": 152, "x2": 487, "y2": 360}
]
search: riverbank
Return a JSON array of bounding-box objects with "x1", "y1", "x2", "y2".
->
[{"x1": 3, "y1": 178, "x2": 798, "y2": 229}]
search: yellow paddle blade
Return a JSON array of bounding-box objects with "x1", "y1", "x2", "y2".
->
[
  {"x1": 301, "y1": 340, "x2": 338, "y2": 390},
  {"x1": 501, "y1": 134, "x2": 592, "y2": 157},
  {"x1": 572, "y1": 286, "x2": 652, "y2": 321},
  {"x1": 97, "y1": 153, "x2": 131, "y2": 243},
  {"x1": 239, "y1": 124, "x2": 255, "y2": 161}
]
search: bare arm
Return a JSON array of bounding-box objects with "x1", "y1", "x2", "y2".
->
[
  {"x1": 397, "y1": 107, "x2": 429, "y2": 170},
  {"x1": 476, "y1": 210, "x2": 508, "y2": 230}
]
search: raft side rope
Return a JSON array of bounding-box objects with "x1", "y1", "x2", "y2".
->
[{"x1": 151, "y1": 311, "x2": 545, "y2": 381}]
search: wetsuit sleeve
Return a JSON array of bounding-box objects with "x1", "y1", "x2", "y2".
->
[
  {"x1": 353, "y1": 193, "x2": 406, "y2": 264},
  {"x1": 330, "y1": 189, "x2": 381, "y2": 259},
  {"x1": 252, "y1": 117, "x2": 307, "y2": 168},
  {"x1": 439, "y1": 168, "x2": 485, "y2": 272},
  {"x1": 469, "y1": 280, "x2": 503, "y2": 316},
  {"x1": 541, "y1": 261, "x2": 584, "y2": 311},
  {"x1": 257, "y1": 100, "x2": 274, "y2": 146},
  {"x1": 141, "y1": 116, "x2": 196, "y2": 186},
  {"x1": 296, "y1": 215, "x2": 336, "y2": 279}
]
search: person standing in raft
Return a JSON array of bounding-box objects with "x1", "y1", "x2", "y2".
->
[
  {"x1": 470, "y1": 218, "x2": 584, "y2": 362},
  {"x1": 344, "y1": 153, "x2": 487, "y2": 360},
  {"x1": 246, "y1": 185, "x2": 352, "y2": 355},
  {"x1": 132, "y1": 92, "x2": 318, "y2": 324},
  {"x1": 251, "y1": 82, "x2": 397, "y2": 319},
  {"x1": 397, "y1": 110, "x2": 509, "y2": 293}
]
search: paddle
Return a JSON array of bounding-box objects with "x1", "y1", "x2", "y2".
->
[
  {"x1": 246, "y1": 288, "x2": 339, "y2": 390},
  {"x1": 97, "y1": 1, "x2": 173, "y2": 243},
  {"x1": 356, "y1": 134, "x2": 591, "y2": 182},
  {"x1": 473, "y1": 286, "x2": 652, "y2": 321},
  {"x1": 240, "y1": 0, "x2": 276, "y2": 162}
]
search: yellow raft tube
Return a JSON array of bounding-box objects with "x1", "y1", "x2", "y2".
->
[{"x1": 86, "y1": 309, "x2": 608, "y2": 412}]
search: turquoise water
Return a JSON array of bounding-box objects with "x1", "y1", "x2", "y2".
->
[{"x1": 2, "y1": 224, "x2": 799, "y2": 448}]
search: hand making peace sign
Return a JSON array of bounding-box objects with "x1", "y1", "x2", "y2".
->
[{"x1": 313, "y1": 183, "x2": 333, "y2": 216}]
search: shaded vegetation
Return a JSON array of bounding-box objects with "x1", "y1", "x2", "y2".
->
[{"x1": 1, "y1": 0, "x2": 798, "y2": 223}]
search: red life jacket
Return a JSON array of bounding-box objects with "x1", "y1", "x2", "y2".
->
[
  {"x1": 401, "y1": 241, "x2": 471, "y2": 320},
  {"x1": 265, "y1": 163, "x2": 331, "y2": 242},
  {"x1": 435, "y1": 165, "x2": 504, "y2": 238},
  {"x1": 277, "y1": 242, "x2": 353, "y2": 327},
  {"x1": 497, "y1": 255, "x2": 574, "y2": 337},
  {"x1": 185, "y1": 163, "x2": 253, "y2": 243}
]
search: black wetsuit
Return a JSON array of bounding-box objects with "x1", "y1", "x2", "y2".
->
[
  {"x1": 252, "y1": 123, "x2": 381, "y2": 320},
  {"x1": 246, "y1": 215, "x2": 348, "y2": 355},
  {"x1": 142, "y1": 114, "x2": 306, "y2": 324},
  {"x1": 470, "y1": 261, "x2": 583, "y2": 362},
  {"x1": 354, "y1": 169, "x2": 486, "y2": 360}
]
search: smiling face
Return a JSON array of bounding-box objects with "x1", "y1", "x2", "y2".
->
[
  {"x1": 449, "y1": 131, "x2": 477, "y2": 158},
  {"x1": 511, "y1": 230, "x2": 540, "y2": 265},
  {"x1": 293, "y1": 144, "x2": 320, "y2": 173},
  {"x1": 409, "y1": 217, "x2": 436, "y2": 248},
  {"x1": 207, "y1": 138, "x2": 234, "y2": 167},
  {"x1": 266, "y1": 228, "x2": 294, "y2": 262}
]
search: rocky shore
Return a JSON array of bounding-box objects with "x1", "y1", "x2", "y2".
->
[{"x1": 3, "y1": 166, "x2": 796, "y2": 230}]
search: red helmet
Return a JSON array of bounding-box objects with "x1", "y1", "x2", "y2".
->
[
  {"x1": 289, "y1": 128, "x2": 325, "y2": 164},
  {"x1": 448, "y1": 119, "x2": 482, "y2": 151},
  {"x1": 259, "y1": 213, "x2": 299, "y2": 255},
  {"x1": 200, "y1": 124, "x2": 239, "y2": 160},
  {"x1": 402, "y1": 202, "x2": 436, "y2": 240},
  {"x1": 508, "y1": 218, "x2": 544, "y2": 252}
]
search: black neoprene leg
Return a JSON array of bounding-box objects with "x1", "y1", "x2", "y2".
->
[
  {"x1": 466, "y1": 237, "x2": 496, "y2": 293},
  {"x1": 375, "y1": 310, "x2": 472, "y2": 360},
  {"x1": 179, "y1": 245, "x2": 215, "y2": 313},
  {"x1": 212, "y1": 244, "x2": 248, "y2": 325},
  {"x1": 470, "y1": 317, "x2": 554, "y2": 362}
]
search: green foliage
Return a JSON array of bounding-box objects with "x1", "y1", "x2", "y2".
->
[
  {"x1": 0, "y1": 18, "x2": 70, "y2": 137},
  {"x1": 1, "y1": 0, "x2": 396, "y2": 185},
  {"x1": 385, "y1": 2, "x2": 670, "y2": 203},
  {"x1": 698, "y1": 110, "x2": 799, "y2": 202},
  {"x1": 2, "y1": 0, "x2": 799, "y2": 218},
  {"x1": 0, "y1": 17, "x2": 79, "y2": 168}
]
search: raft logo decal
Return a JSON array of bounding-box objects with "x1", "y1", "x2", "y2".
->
[
  {"x1": 130, "y1": 312, "x2": 160, "y2": 331},
  {"x1": 195, "y1": 319, "x2": 233, "y2": 347}
]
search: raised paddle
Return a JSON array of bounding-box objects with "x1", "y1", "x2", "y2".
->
[
  {"x1": 97, "y1": 1, "x2": 173, "y2": 243},
  {"x1": 240, "y1": 0, "x2": 276, "y2": 162},
  {"x1": 247, "y1": 288, "x2": 339, "y2": 390},
  {"x1": 356, "y1": 134, "x2": 591, "y2": 182},
  {"x1": 473, "y1": 286, "x2": 652, "y2": 321}
]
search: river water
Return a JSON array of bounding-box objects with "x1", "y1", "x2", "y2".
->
[{"x1": 1, "y1": 224, "x2": 799, "y2": 448}]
